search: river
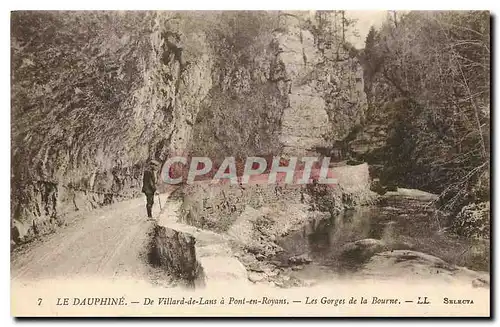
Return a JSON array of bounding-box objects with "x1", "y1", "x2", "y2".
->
[{"x1": 272, "y1": 190, "x2": 489, "y2": 284}]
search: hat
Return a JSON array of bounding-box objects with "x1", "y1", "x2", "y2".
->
[{"x1": 149, "y1": 159, "x2": 161, "y2": 167}]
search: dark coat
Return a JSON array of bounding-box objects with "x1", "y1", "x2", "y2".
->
[{"x1": 142, "y1": 168, "x2": 157, "y2": 194}]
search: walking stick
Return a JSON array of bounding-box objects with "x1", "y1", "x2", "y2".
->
[{"x1": 157, "y1": 193, "x2": 162, "y2": 212}]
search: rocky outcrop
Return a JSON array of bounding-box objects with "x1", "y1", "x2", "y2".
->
[
  {"x1": 149, "y1": 225, "x2": 204, "y2": 287},
  {"x1": 274, "y1": 12, "x2": 367, "y2": 156},
  {"x1": 11, "y1": 12, "x2": 213, "y2": 243},
  {"x1": 340, "y1": 238, "x2": 388, "y2": 263},
  {"x1": 156, "y1": 199, "x2": 249, "y2": 287},
  {"x1": 358, "y1": 250, "x2": 490, "y2": 288},
  {"x1": 189, "y1": 12, "x2": 288, "y2": 159},
  {"x1": 189, "y1": 11, "x2": 368, "y2": 159},
  {"x1": 274, "y1": 14, "x2": 330, "y2": 156}
]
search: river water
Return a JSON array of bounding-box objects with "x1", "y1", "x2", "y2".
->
[{"x1": 274, "y1": 192, "x2": 489, "y2": 281}]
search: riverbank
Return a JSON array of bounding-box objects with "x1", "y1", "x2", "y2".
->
[{"x1": 175, "y1": 164, "x2": 489, "y2": 289}]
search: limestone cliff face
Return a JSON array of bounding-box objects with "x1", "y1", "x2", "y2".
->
[
  {"x1": 274, "y1": 12, "x2": 367, "y2": 156},
  {"x1": 189, "y1": 11, "x2": 367, "y2": 159},
  {"x1": 11, "y1": 11, "x2": 368, "y2": 244},
  {"x1": 11, "y1": 12, "x2": 213, "y2": 242},
  {"x1": 189, "y1": 12, "x2": 288, "y2": 159}
]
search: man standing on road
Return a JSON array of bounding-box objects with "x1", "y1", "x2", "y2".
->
[{"x1": 142, "y1": 159, "x2": 160, "y2": 219}]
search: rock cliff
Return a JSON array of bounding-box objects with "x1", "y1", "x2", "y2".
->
[
  {"x1": 11, "y1": 11, "x2": 213, "y2": 242},
  {"x1": 11, "y1": 11, "x2": 368, "y2": 244},
  {"x1": 274, "y1": 12, "x2": 367, "y2": 156}
]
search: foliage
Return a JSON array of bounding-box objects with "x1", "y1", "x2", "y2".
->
[
  {"x1": 306, "y1": 10, "x2": 359, "y2": 60},
  {"x1": 451, "y1": 202, "x2": 490, "y2": 239},
  {"x1": 361, "y1": 11, "x2": 490, "y2": 214},
  {"x1": 189, "y1": 11, "x2": 286, "y2": 160}
]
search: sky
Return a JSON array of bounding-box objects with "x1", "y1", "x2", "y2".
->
[{"x1": 345, "y1": 10, "x2": 390, "y2": 48}]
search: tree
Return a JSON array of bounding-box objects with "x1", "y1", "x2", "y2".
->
[{"x1": 366, "y1": 11, "x2": 490, "y2": 213}]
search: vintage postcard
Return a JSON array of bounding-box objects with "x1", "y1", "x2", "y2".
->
[{"x1": 10, "y1": 10, "x2": 490, "y2": 317}]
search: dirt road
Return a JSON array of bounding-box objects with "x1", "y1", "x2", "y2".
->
[
  {"x1": 10, "y1": 185, "x2": 246, "y2": 288},
  {"x1": 11, "y1": 193, "x2": 169, "y2": 282}
]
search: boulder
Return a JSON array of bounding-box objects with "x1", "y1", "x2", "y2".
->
[
  {"x1": 248, "y1": 271, "x2": 266, "y2": 283},
  {"x1": 288, "y1": 253, "x2": 312, "y2": 265},
  {"x1": 149, "y1": 225, "x2": 204, "y2": 286},
  {"x1": 340, "y1": 238, "x2": 387, "y2": 263},
  {"x1": 358, "y1": 250, "x2": 490, "y2": 287}
]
